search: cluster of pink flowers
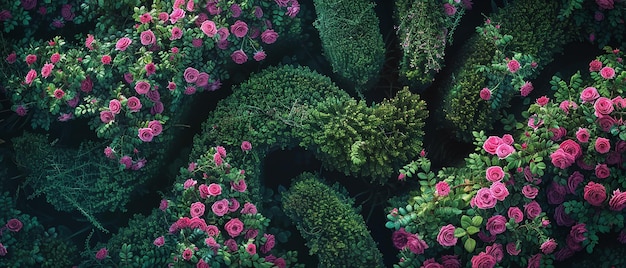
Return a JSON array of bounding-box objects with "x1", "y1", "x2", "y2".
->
[
  {"x1": 482, "y1": 134, "x2": 516, "y2": 159},
  {"x1": 392, "y1": 228, "x2": 429, "y2": 254}
]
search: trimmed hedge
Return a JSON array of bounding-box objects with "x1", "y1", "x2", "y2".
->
[{"x1": 282, "y1": 172, "x2": 384, "y2": 268}]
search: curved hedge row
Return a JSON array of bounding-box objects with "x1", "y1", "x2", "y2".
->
[
  {"x1": 282, "y1": 172, "x2": 384, "y2": 268},
  {"x1": 312, "y1": 0, "x2": 385, "y2": 95}
]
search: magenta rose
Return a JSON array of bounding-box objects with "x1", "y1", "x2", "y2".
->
[
  {"x1": 507, "y1": 59, "x2": 520, "y2": 73},
  {"x1": 609, "y1": 189, "x2": 626, "y2": 211},
  {"x1": 224, "y1": 218, "x2": 244, "y2": 237},
  {"x1": 559, "y1": 139, "x2": 581, "y2": 159},
  {"x1": 138, "y1": 127, "x2": 154, "y2": 142},
  {"x1": 134, "y1": 81, "x2": 150, "y2": 95},
  {"x1": 241, "y1": 141, "x2": 252, "y2": 151},
  {"x1": 597, "y1": 115, "x2": 616, "y2": 132},
  {"x1": 522, "y1": 184, "x2": 539, "y2": 199},
  {"x1": 151, "y1": 101, "x2": 164, "y2": 115},
  {"x1": 495, "y1": 143, "x2": 515, "y2": 159},
  {"x1": 217, "y1": 27, "x2": 230, "y2": 41},
  {"x1": 554, "y1": 204, "x2": 575, "y2": 226},
  {"x1": 437, "y1": 224, "x2": 457, "y2": 246},
  {"x1": 406, "y1": 235, "x2": 429, "y2": 254},
  {"x1": 473, "y1": 188, "x2": 496, "y2": 209},
  {"x1": 140, "y1": 30, "x2": 156, "y2": 45},
  {"x1": 170, "y1": 26, "x2": 183, "y2": 40},
  {"x1": 524, "y1": 201, "x2": 542, "y2": 219},
  {"x1": 485, "y1": 166, "x2": 505, "y2": 182},
  {"x1": 201, "y1": 20, "x2": 217, "y2": 37},
  {"x1": 443, "y1": 3, "x2": 457, "y2": 15},
  {"x1": 25, "y1": 69, "x2": 37, "y2": 85},
  {"x1": 146, "y1": 89, "x2": 160, "y2": 101},
  {"x1": 440, "y1": 255, "x2": 460, "y2": 268},
  {"x1": 95, "y1": 248, "x2": 108, "y2": 260},
  {"x1": 41, "y1": 63, "x2": 53, "y2": 78},
  {"x1": 231, "y1": 179, "x2": 247, "y2": 192},
  {"x1": 421, "y1": 258, "x2": 443, "y2": 268},
  {"x1": 479, "y1": 87, "x2": 491, "y2": 100},
  {"x1": 536, "y1": 96, "x2": 549, "y2": 106},
  {"x1": 550, "y1": 148, "x2": 575, "y2": 169},
  {"x1": 25, "y1": 54, "x2": 37, "y2": 65},
  {"x1": 547, "y1": 182, "x2": 567, "y2": 205},
  {"x1": 184, "y1": 67, "x2": 199, "y2": 83},
  {"x1": 261, "y1": 29, "x2": 279, "y2": 44},
  {"x1": 486, "y1": 215, "x2": 507, "y2": 235},
  {"x1": 127, "y1": 96, "x2": 142, "y2": 111},
  {"x1": 212, "y1": 199, "x2": 230, "y2": 216},
  {"x1": 261, "y1": 234, "x2": 275, "y2": 253},
  {"x1": 6, "y1": 218, "x2": 23, "y2": 232},
  {"x1": 570, "y1": 223, "x2": 587, "y2": 242},
  {"x1": 490, "y1": 181, "x2": 509, "y2": 201},
  {"x1": 190, "y1": 201, "x2": 205, "y2": 218},
  {"x1": 228, "y1": 198, "x2": 240, "y2": 212},
  {"x1": 575, "y1": 128, "x2": 590, "y2": 143},
  {"x1": 595, "y1": 164, "x2": 610, "y2": 179},
  {"x1": 507, "y1": 207, "x2": 524, "y2": 223},
  {"x1": 471, "y1": 252, "x2": 496, "y2": 268},
  {"x1": 205, "y1": 225, "x2": 220, "y2": 237},
  {"x1": 169, "y1": 8, "x2": 185, "y2": 24},
  {"x1": 153, "y1": 236, "x2": 165, "y2": 247},
  {"x1": 567, "y1": 171, "x2": 584, "y2": 194},
  {"x1": 583, "y1": 181, "x2": 606, "y2": 206},
  {"x1": 540, "y1": 239, "x2": 557, "y2": 254},
  {"x1": 594, "y1": 137, "x2": 611, "y2": 153},
  {"x1": 231, "y1": 49, "x2": 248, "y2": 64},
  {"x1": 241, "y1": 202, "x2": 257, "y2": 214},
  {"x1": 506, "y1": 242, "x2": 521, "y2": 256},
  {"x1": 207, "y1": 183, "x2": 222, "y2": 196},
  {"x1": 435, "y1": 181, "x2": 450, "y2": 196},
  {"x1": 253, "y1": 50, "x2": 266, "y2": 61},
  {"x1": 148, "y1": 120, "x2": 162, "y2": 136},
  {"x1": 115, "y1": 37, "x2": 132, "y2": 51},
  {"x1": 483, "y1": 136, "x2": 502, "y2": 154},
  {"x1": 109, "y1": 99, "x2": 122, "y2": 114},
  {"x1": 485, "y1": 243, "x2": 503, "y2": 262},
  {"x1": 600, "y1": 66, "x2": 615, "y2": 79},
  {"x1": 198, "y1": 184, "x2": 210, "y2": 199},
  {"x1": 230, "y1": 20, "x2": 248, "y2": 38},
  {"x1": 196, "y1": 72, "x2": 209, "y2": 87},
  {"x1": 589, "y1": 59, "x2": 603, "y2": 71},
  {"x1": 594, "y1": 97, "x2": 614, "y2": 115},
  {"x1": 100, "y1": 110, "x2": 115, "y2": 123},
  {"x1": 580, "y1": 87, "x2": 600, "y2": 103}
]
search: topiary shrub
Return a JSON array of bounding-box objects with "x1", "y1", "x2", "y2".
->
[
  {"x1": 300, "y1": 87, "x2": 428, "y2": 184},
  {"x1": 312, "y1": 0, "x2": 385, "y2": 96},
  {"x1": 282, "y1": 172, "x2": 384, "y2": 268}
]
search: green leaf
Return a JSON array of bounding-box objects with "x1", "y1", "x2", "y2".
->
[
  {"x1": 461, "y1": 215, "x2": 472, "y2": 229},
  {"x1": 471, "y1": 215, "x2": 483, "y2": 226},
  {"x1": 454, "y1": 228, "x2": 467, "y2": 238},
  {"x1": 466, "y1": 226, "x2": 480, "y2": 235},
  {"x1": 464, "y1": 237, "x2": 476, "y2": 253}
]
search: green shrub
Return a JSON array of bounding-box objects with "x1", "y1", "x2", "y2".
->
[{"x1": 282, "y1": 173, "x2": 384, "y2": 268}]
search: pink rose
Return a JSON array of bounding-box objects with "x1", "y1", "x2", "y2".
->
[
  {"x1": 6, "y1": 218, "x2": 23, "y2": 232},
  {"x1": 597, "y1": 115, "x2": 616, "y2": 132},
  {"x1": 443, "y1": 3, "x2": 457, "y2": 16},
  {"x1": 486, "y1": 243, "x2": 503, "y2": 262},
  {"x1": 559, "y1": 139, "x2": 581, "y2": 159},
  {"x1": 224, "y1": 218, "x2": 244, "y2": 237},
  {"x1": 116, "y1": 37, "x2": 132, "y2": 51},
  {"x1": 575, "y1": 128, "x2": 590, "y2": 143},
  {"x1": 547, "y1": 181, "x2": 567, "y2": 205},
  {"x1": 550, "y1": 148, "x2": 575, "y2": 169},
  {"x1": 212, "y1": 199, "x2": 229, "y2": 216},
  {"x1": 50, "y1": 53, "x2": 60, "y2": 63},
  {"x1": 507, "y1": 59, "x2": 520, "y2": 73},
  {"x1": 134, "y1": 81, "x2": 150, "y2": 94},
  {"x1": 580, "y1": 87, "x2": 600, "y2": 103},
  {"x1": 198, "y1": 184, "x2": 210, "y2": 199},
  {"x1": 595, "y1": 164, "x2": 610, "y2": 179},
  {"x1": 540, "y1": 239, "x2": 557, "y2": 254},
  {"x1": 230, "y1": 20, "x2": 248, "y2": 38},
  {"x1": 522, "y1": 185, "x2": 539, "y2": 199},
  {"x1": 471, "y1": 252, "x2": 496, "y2": 268},
  {"x1": 524, "y1": 201, "x2": 542, "y2": 219},
  {"x1": 241, "y1": 202, "x2": 257, "y2": 214},
  {"x1": 253, "y1": 50, "x2": 266, "y2": 61},
  {"x1": 495, "y1": 143, "x2": 515, "y2": 159},
  {"x1": 25, "y1": 69, "x2": 37, "y2": 85},
  {"x1": 437, "y1": 224, "x2": 457, "y2": 246},
  {"x1": 228, "y1": 198, "x2": 240, "y2": 212},
  {"x1": 483, "y1": 136, "x2": 502, "y2": 154},
  {"x1": 594, "y1": 97, "x2": 614, "y2": 115},
  {"x1": 95, "y1": 248, "x2": 108, "y2": 260},
  {"x1": 231, "y1": 179, "x2": 247, "y2": 192},
  {"x1": 153, "y1": 236, "x2": 165, "y2": 247},
  {"x1": 127, "y1": 96, "x2": 142, "y2": 111},
  {"x1": 485, "y1": 166, "x2": 505, "y2": 182},
  {"x1": 190, "y1": 201, "x2": 205, "y2": 218},
  {"x1": 594, "y1": 137, "x2": 611, "y2": 153},
  {"x1": 138, "y1": 127, "x2": 154, "y2": 142},
  {"x1": 584, "y1": 181, "x2": 606, "y2": 206},
  {"x1": 231, "y1": 49, "x2": 248, "y2": 64},
  {"x1": 570, "y1": 223, "x2": 587, "y2": 242},
  {"x1": 5, "y1": 52, "x2": 16, "y2": 64},
  {"x1": 536, "y1": 96, "x2": 549, "y2": 106},
  {"x1": 486, "y1": 215, "x2": 507, "y2": 235},
  {"x1": 507, "y1": 207, "x2": 524, "y2": 223},
  {"x1": 100, "y1": 110, "x2": 115, "y2": 123},
  {"x1": 41, "y1": 63, "x2": 53, "y2": 78},
  {"x1": 148, "y1": 120, "x2": 162, "y2": 136},
  {"x1": 196, "y1": 72, "x2": 209, "y2": 87},
  {"x1": 567, "y1": 171, "x2": 584, "y2": 194},
  {"x1": 506, "y1": 242, "x2": 521, "y2": 256},
  {"x1": 479, "y1": 87, "x2": 491, "y2": 100},
  {"x1": 596, "y1": 0, "x2": 615, "y2": 10},
  {"x1": 406, "y1": 235, "x2": 429, "y2": 254},
  {"x1": 140, "y1": 30, "x2": 156, "y2": 46},
  {"x1": 559, "y1": 100, "x2": 578, "y2": 114},
  {"x1": 101, "y1": 55, "x2": 112, "y2": 65},
  {"x1": 146, "y1": 89, "x2": 160, "y2": 102},
  {"x1": 261, "y1": 29, "x2": 279, "y2": 44},
  {"x1": 108, "y1": 99, "x2": 121, "y2": 115},
  {"x1": 261, "y1": 234, "x2": 275, "y2": 253},
  {"x1": 550, "y1": 127, "x2": 567, "y2": 141},
  {"x1": 440, "y1": 255, "x2": 460, "y2": 268},
  {"x1": 217, "y1": 27, "x2": 230, "y2": 41},
  {"x1": 169, "y1": 8, "x2": 185, "y2": 24},
  {"x1": 119, "y1": 156, "x2": 133, "y2": 169},
  {"x1": 609, "y1": 189, "x2": 626, "y2": 211},
  {"x1": 25, "y1": 54, "x2": 37, "y2": 65},
  {"x1": 145, "y1": 63, "x2": 157, "y2": 76},
  {"x1": 207, "y1": 183, "x2": 222, "y2": 196},
  {"x1": 200, "y1": 20, "x2": 217, "y2": 37},
  {"x1": 520, "y1": 81, "x2": 533, "y2": 97},
  {"x1": 182, "y1": 248, "x2": 193, "y2": 261},
  {"x1": 435, "y1": 181, "x2": 450, "y2": 196},
  {"x1": 241, "y1": 141, "x2": 252, "y2": 151},
  {"x1": 490, "y1": 181, "x2": 509, "y2": 201},
  {"x1": 52, "y1": 88, "x2": 64, "y2": 99},
  {"x1": 473, "y1": 188, "x2": 496, "y2": 209},
  {"x1": 184, "y1": 67, "x2": 199, "y2": 83},
  {"x1": 554, "y1": 204, "x2": 575, "y2": 226},
  {"x1": 589, "y1": 59, "x2": 603, "y2": 71}
]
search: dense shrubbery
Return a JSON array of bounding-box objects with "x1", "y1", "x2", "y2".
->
[{"x1": 282, "y1": 172, "x2": 384, "y2": 267}]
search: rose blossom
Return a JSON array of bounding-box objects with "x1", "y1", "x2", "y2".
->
[
  {"x1": 190, "y1": 202, "x2": 205, "y2": 218},
  {"x1": 495, "y1": 143, "x2": 515, "y2": 159},
  {"x1": 182, "y1": 248, "x2": 193, "y2": 261},
  {"x1": 575, "y1": 128, "x2": 590, "y2": 143},
  {"x1": 6, "y1": 218, "x2": 23, "y2": 232},
  {"x1": 153, "y1": 236, "x2": 165, "y2": 247},
  {"x1": 550, "y1": 148, "x2": 575, "y2": 169},
  {"x1": 435, "y1": 181, "x2": 450, "y2": 196},
  {"x1": 146, "y1": 89, "x2": 160, "y2": 102},
  {"x1": 589, "y1": 59, "x2": 603, "y2": 71},
  {"x1": 485, "y1": 243, "x2": 503, "y2": 262},
  {"x1": 206, "y1": 183, "x2": 222, "y2": 196},
  {"x1": 483, "y1": 136, "x2": 502, "y2": 154},
  {"x1": 140, "y1": 30, "x2": 156, "y2": 45},
  {"x1": 119, "y1": 156, "x2": 133, "y2": 169},
  {"x1": 567, "y1": 171, "x2": 584, "y2": 194},
  {"x1": 524, "y1": 201, "x2": 542, "y2": 219},
  {"x1": 490, "y1": 181, "x2": 509, "y2": 201},
  {"x1": 554, "y1": 204, "x2": 575, "y2": 226},
  {"x1": 473, "y1": 188, "x2": 496, "y2": 209},
  {"x1": 53, "y1": 88, "x2": 65, "y2": 99},
  {"x1": 594, "y1": 97, "x2": 614, "y2": 117},
  {"x1": 6, "y1": 52, "x2": 17, "y2": 64},
  {"x1": 184, "y1": 67, "x2": 199, "y2": 83},
  {"x1": 254, "y1": 50, "x2": 266, "y2": 61},
  {"x1": 507, "y1": 207, "x2": 524, "y2": 223},
  {"x1": 421, "y1": 259, "x2": 443, "y2": 268},
  {"x1": 127, "y1": 96, "x2": 142, "y2": 111},
  {"x1": 148, "y1": 120, "x2": 162, "y2": 136},
  {"x1": 231, "y1": 179, "x2": 247, "y2": 192},
  {"x1": 100, "y1": 110, "x2": 115, "y2": 123},
  {"x1": 609, "y1": 189, "x2": 626, "y2": 211},
  {"x1": 437, "y1": 224, "x2": 457, "y2": 246},
  {"x1": 196, "y1": 72, "x2": 209, "y2": 87},
  {"x1": 522, "y1": 185, "x2": 539, "y2": 199},
  {"x1": 224, "y1": 218, "x2": 244, "y2": 237},
  {"x1": 261, "y1": 233, "x2": 275, "y2": 253},
  {"x1": 580, "y1": 87, "x2": 600, "y2": 103},
  {"x1": 583, "y1": 181, "x2": 606, "y2": 206},
  {"x1": 443, "y1": 3, "x2": 457, "y2": 15},
  {"x1": 212, "y1": 199, "x2": 230, "y2": 216},
  {"x1": 169, "y1": 8, "x2": 185, "y2": 24},
  {"x1": 231, "y1": 50, "x2": 248, "y2": 64},
  {"x1": 559, "y1": 139, "x2": 581, "y2": 159},
  {"x1": 479, "y1": 87, "x2": 491, "y2": 100},
  {"x1": 261, "y1": 29, "x2": 279, "y2": 44},
  {"x1": 570, "y1": 223, "x2": 587, "y2": 242},
  {"x1": 547, "y1": 182, "x2": 567, "y2": 205},
  {"x1": 520, "y1": 81, "x2": 533, "y2": 97},
  {"x1": 241, "y1": 202, "x2": 257, "y2": 214},
  {"x1": 600, "y1": 66, "x2": 616, "y2": 79},
  {"x1": 41, "y1": 63, "x2": 53, "y2": 78},
  {"x1": 95, "y1": 248, "x2": 108, "y2": 260},
  {"x1": 595, "y1": 164, "x2": 610, "y2": 179},
  {"x1": 138, "y1": 128, "x2": 154, "y2": 142},
  {"x1": 597, "y1": 115, "x2": 616, "y2": 132},
  {"x1": 406, "y1": 235, "x2": 429, "y2": 254},
  {"x1": 115, "y1": 37, "x2": 132, "y2": 51},
  {"x1": 485, "y1": 166, "x2": 505, "y2": 182},
  {"x1": 471, "y1": 252, "x2": 496, "y2": 268},
  {"x1": 594, "y1": 137, "x2": 611, "y2": 154},
  {"x1": 506, "y1": 242, "x2": 521, "y2": 256},
  {"x1": 486, "y1": 215, "x2": 507, "y2": 235},
  {"x1": 230, "y1": 20, "x2": 248, "y2": 38},
  {"x1": 606, "y1": 151, "x2": 622, "y2": 165},
  {"x1": 536, "y1": 96, "x2": 549, "y2": 106},
  {"x1": 540, "y1": 239, "x2": 557, "y2": 254},
  {"x1": 550, "y1": 127, "x2": 567, "y2": 141},
  {"x1": 134, "y1": 81, "x2": 150, "y2": 94},
  {"x1": 200, "y1": 20, "x2": 217, "y2": 37},
  {"x1": 440, "y1": 255, "x2": 460, "y2": 268},
  {"x1": 25, "y1": 69, "x2": 37, "y2": 85}
]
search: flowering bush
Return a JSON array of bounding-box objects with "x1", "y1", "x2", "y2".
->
[
  {"x1": 386, "y1": 48, "x2": 626, "y2": 267},
  {"x1": 558, "y1": 0, "x2": 626, "y2": 50},
  {"x1": 394, "y1": 0, "x2": 470, "y2": 90}
]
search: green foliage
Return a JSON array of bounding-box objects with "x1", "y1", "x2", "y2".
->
[
  {"x1": 561, "y1": 0, "x2": 626, "y2": 50},
  {"x1": 394, "y1": 0, "x2": 466, "y2": 89},
  {"x1": 301, "y1": 88, "x2": 428, "y2": 183},
  {"x1": 282, "y1": 173, "x2": 384, "y2": 268},
  {"x1": 312, "y1": 0, "x2": 385, "y2": 95}
]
